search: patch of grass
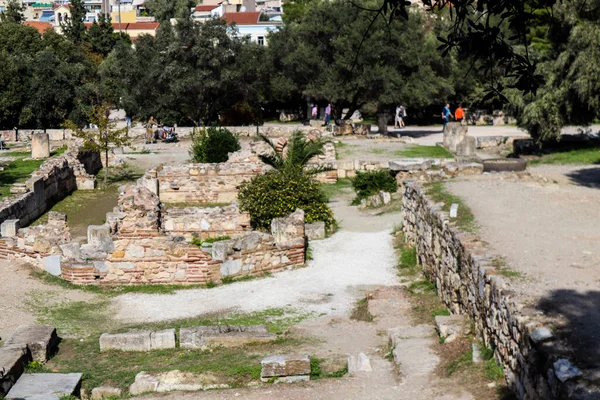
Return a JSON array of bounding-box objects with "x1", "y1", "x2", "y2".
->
[
  {"x1": 309, "y1": 358, "x2": 347, "y2": 380},
  {"x1": 527, "y1": 146, "x2": 600, "y2": 165},
  {"x1": 0, "y1": 157, "x2": 45, "y2": 197},
  {"x1": 394, "y1": 145, "x2": 454, "y2": 159},
  {"x1": 485, "y1": 357, "x2": 505, "y2": 381},
  {"x1": 190, "y1": 235, "x2": 231, "y2": 248},
  {"x1": 221, "y1": 275, "x2": 257, "y2": 285},
  {"x1": 370, "y1": 148, "x2": 385, "y2": 154},
  {"x1": 408, "y1": 279, "x2": 436, "y2": 294},
  {"x1": 306, "y1": 245, "x2": 313, "y2": 261},
  {"x1": 319, "y1": 178, "x2": 352, "y2": 201},
  {"x1": 350, "y1": 297, "x2": 374, "y2": 322},
  {"x1": 424, "y1": 182, "x2": 477, "y2": 233},
  {"x1": 25, "y1": 361, "x2": 51, "y2": 373},
  {"x1": 431, "y1": 308, "x2": 451, "y2": 318},
  {"x1": 96, "y1": 163, "x2": 144, "y2": 188},
  {"x1": 491, "y1": 256, "x2": 523, "y2": 278},
  {"x1": 446, "y1": 348, "x2": 474, "y2": 376}
]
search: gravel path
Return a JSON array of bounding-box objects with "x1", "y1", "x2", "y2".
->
[
  {"x1": 114, "y1": 197, "x2": 401, "y2": 324},
  {"x1": 447, "y1": 165, "x2": 600, "y2": 369}
]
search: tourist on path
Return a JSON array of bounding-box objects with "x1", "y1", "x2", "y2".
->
[
  {"x1": 442, "y1": 104, "x2": 453, "y2": 129},
  {"x1": 395, "y1": 105, "x2": 406, "y2": 129},
  {"x1": 324, "y1": 103, "x2": 332, "y2": 126},
  {"x1": 311, "y1": 105, "x2": 318, "y2": 119},
  {"x1": 455, "y1": 104, "x2": 465, "y2": 123}
]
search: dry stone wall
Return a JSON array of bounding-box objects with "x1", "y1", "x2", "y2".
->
[{"x1": 401, "y1": 181, "x2": 595, "y2": 400}]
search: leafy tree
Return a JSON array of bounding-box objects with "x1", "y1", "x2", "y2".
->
[
  {"x1": 269, "y1": 0, "x2": 453, "y2": 120},
  {"x1": 145, "y1": 0, "x2": 195, "y2": 22},
  {"x1": 63, "y1": 105, "x2": 131, "y2": 184},
  {"x1": 0, "y1": 0, "x2": 25, "y2": 23},
  {"x1": 87, "y1": 14, "x2": 130, "y2": 58},
  {"x1": 61, "y1": 0, "x2": 87, "y2": 44}
]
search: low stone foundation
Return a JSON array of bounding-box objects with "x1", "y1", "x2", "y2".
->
[
  {"x1": 0, "y1": 147, "x2": 100, "y2": 228},
  {"x1": 162, "y1": 204, "x2": 251, "y2": 241},
  {"x1": 400, "y1": 182, "x2": 596, "y2": 399}
]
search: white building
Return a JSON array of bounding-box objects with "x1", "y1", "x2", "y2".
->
[{"x1": 222, "y1": 11, "x2": 281, "y2": 45}]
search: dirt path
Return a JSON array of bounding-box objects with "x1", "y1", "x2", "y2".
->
[
  {"x1": 447, "y1": 165, "x2": 600, "y2": 369},
  {"x1": 0, "y1": 262, "x2": 95, "y2": 340}
]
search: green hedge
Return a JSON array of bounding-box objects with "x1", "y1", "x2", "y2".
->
[
  {"x1": 189, "y1": 126, "x2": 241, "y2": 163},
  {"x1": 238, "y1": 171, "x2": 334, "y2": 231}
]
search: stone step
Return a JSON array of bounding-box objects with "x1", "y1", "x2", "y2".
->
[{"x1": 6, "y1": 373, "x2": 82, "y2": 400}]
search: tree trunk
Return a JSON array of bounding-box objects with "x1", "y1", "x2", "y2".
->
[{"x1": 104, "y1": 149, "x2": 109, "y2": 185}]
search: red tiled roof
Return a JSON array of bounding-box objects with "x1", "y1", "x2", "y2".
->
[
  {"x1": 24, "y1": 21, "x2": 53, "y2": 34},
  {"x1": 84, "y1": 22, "x2": 160, "y2": 30},
  {"x1": 222, "y1": 11, "x2": 260, "y2": 25},
  {"x1": 193, "y1": 5, "x2": 217, "y2": 12}
]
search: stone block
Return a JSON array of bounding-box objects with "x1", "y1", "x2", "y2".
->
[
  {"x1": 435, "y1": 315, "x2": 466, "y2": 343},
  {"x1": 31, "y1": 132, "x2": 50, "y2": 159},
  {"x1": 456, "y1": 136, "x2": 476, "y2": 156},
  {"x1": 60, "y1": 243, "x2": 81, "y2": 260},
  {"x1": 180, "y1": 325, "x2": 275, "y2": 350},
  {"x1": 0, "y1": 345, "x2": 29, "y2": 395},
  {"x1": 100, "y1": 330, "x2": 175, "y2": 352},
  {"x1": 443, "y1": 122, "x2": 468, "y2": 153},
  {"x1": 530, "y1": 327, "x2": 554, "y2": 344},
  {"x1": 150, "y1": 329, "x2": 176, "y2": 350},
  {"x1": 553, "y1": 359, "x2": 583, "y2": 383},
  {"x1": 305, "y1": 222, "x2": 326, "y2": 241},
  {"x1": 4, "y1": 325, "x2": 60, "y2": 363},
  {"x1": 125, "y1": 244, "x2": 145, "y2": 258},
  {"x1": 1, "y1": 220, "x2": 19, "y2": 238},
  {"x1": 221, "y1": 259, "x2": 242, "y2": 276},
  {"x1": 271, "y1": 209, "x2": 305, "y2": 249},
  {"x1": 91, "y1": 386, "x2": 122, "y2": 400},
  {"x1": 472, "y1": 343, "x2": 482, "y2": 363},
  {"x1": 212, "y1": 240, "x2": 234, "y2": 262},
  {"x1": 347, "y1": 353, "x2": 372, "y2": 373},
  {"x1": 389, "y1": 159, "x2": 433, "y2": 172},
  {"x1": 42, "y1": 255, "x2": 62, "y2": 276},
  {"x1": 6, "y1": 373, "x2": 82, "y2": 400},
  {"x1": 87, "y1": 225, "x2": 114, "y2": 253},
  {"x1": 77, "y1": 178, "x2": 96, "y2": 190},
  {"x1": 260, "y1": 354, "x2": 311, "y2": 380},
  {"x1": 476, "y1": 135, "x2": 505, "y2": 149},
  {"x1": 129, "y1": 370, "x2": 228, "y2": 395},
  {"x1": 99, "y1": 331, "x2": 152, "y2": 352},
  {"x1": 456, "y1": 162, "x2": 484, "y2": 175},
  {"x1": 47, "y1": 212, "x2": 67, "y2": 222}
]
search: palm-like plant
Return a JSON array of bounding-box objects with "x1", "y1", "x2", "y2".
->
[{"x1": 258, "y1": 131, "x2": 328, "y2": 174}]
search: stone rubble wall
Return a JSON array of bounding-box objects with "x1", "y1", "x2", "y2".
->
[
  {"x1": 162, "y1": 204, "x2": 251, "y2": 241},
  {"x1": 149, "y1": 161, "x2": 267, "y2": 204},
  {"x1": 400, "y1": 181, "x2": 593, "y2": 400},
  {"x1": 0, "y1": 148, "x2": 101, "y2": 228},
  {"x1": 57, "y1": 187, "x2": 306, "y2": 286}
]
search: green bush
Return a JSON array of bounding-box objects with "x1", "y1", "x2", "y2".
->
[
  {"x1": 238, "y1": 171, "x2": 334, "y2": 231},
  {"x1": 351, "y1": 170, "x2": 397, "y2": 204},
  {"x1": 189, "y1": 126, "x2": 241, "y2": 163}
]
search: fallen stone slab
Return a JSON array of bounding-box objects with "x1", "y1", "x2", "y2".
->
[
  {"x1": 4, "y1": 325, "x2": 59, "y2": 363},
  {"x1": 260, "y1": 354, "x2": 311, "y2": 382},
  {"x1": 388, "y1": 325, "x2": 435, "y2": 347},
  {"x1": 389, "y1": 158, "x2": 433, "y2": 172},
  {"x1": 476, "y1": 135, "x2": 505, "y2": 149},
  {"x1": 347, "y1": 353, "x2": 372, "y2": 373},
  {"x1": 99, "y1": 329, "x2": 176, "y2": 352},
  {"x1": 129, "y1": 370, "x2": 229, "y2": 395},
  {"x1": 6, "y1": 373, "x2": 82, "y2": 400},
  {"x1": 392, "y1": 337, "x2": 440, "y2": 378},
  {"x1": 435, "y1": 315, "x2": 467, "y2": 343},
  {"x1": 0, "y1": 345, "x2": 29, "y2": 395},
  {"x1": 180, "y1": 325, "x2": 276, "y2": 350},
  {"x1": 91, "y1": 386, "x2": 122, "y2": 399},
  {"x1": 456, "y1": 162, "x2": 484, "y2": 175},
  {"x1": 530, "y1": 327, "x2": 555, "y2": 344},
  {"x1": 305, "y1": 222, "x2": 325, "y2": 241}
]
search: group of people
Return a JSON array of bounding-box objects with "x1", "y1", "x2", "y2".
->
[
  {"x1": 145, "y1": 116, "x2": 177, "y2": 143},
  {"x1": 442, "y1": 103, "x2": 465, "y2": 128},
  {"x1": 311, "y1": 104, "x2": 332, "y2": 126}
]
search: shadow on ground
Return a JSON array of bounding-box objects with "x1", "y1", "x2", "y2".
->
[
  {"x1": 566, "y1": 167, "x2": 600, "y2": 189},
  {"x1": 537, "y1": 289, "x2": 600, "y2": 370},
  {"x1": 390, "y1": 128, "x2": 442, "y2": 138}
]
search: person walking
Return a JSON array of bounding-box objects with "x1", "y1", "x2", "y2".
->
[
  {"x1": 311, "y1": 105, "x2": 318, "y2": 119},
  {"x1": 455, "y1": 104, "x2": 465, "y2": 123},
  {"x1": 442, "y1": 103, "x2": 453, "y2": 129},
  {"x1": 395, "y1": 105, "x2": 402, "y2": 129},
  {"x1": 324, "y1": 103, "x2": 332, "y2": 126}
]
